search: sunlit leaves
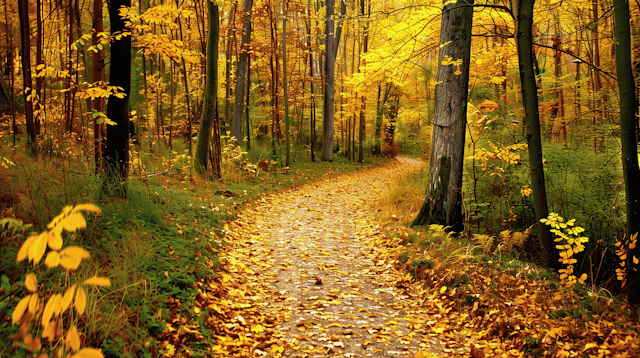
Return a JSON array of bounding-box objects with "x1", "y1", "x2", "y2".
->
[
  {"x1": 84, "y1": 276, "x2": 112, "y2": 287},
  {"x1": 541, "y1": 214, "x2": 588, "y2": 287},
  {"x1": 25, "y1": 273, "x2": 38, "y2": 292},
  {"x1": 75, "y1": 287, "x2": 87, "y2": 316},
  {"x1": 12, "y1": 204, "x2": 108, "y2": 356},
  {"x1": 12, "y1": 295, "x2": 31, "y2": 324}
]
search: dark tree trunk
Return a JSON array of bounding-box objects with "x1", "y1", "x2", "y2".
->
[
  {"x1": 613, "y1": 0, "x2": 640, "y2": 303},
  {"x1": 103, "y1": 0, "x2": 132, "y2": 196},
  {"x1": 93, "y1": 0, "x2": 106, "y2": 173},
  {"x1": 412, "y1": 0, "x2": 474, "y2": 232},
  {"x1": 514, "y1": 0, "x2": 552, "y2": 260},
  {"x1": 18, "y1": 0, "x2": 37, "y2": 156},
  {"x1": 231, "y1": 0, "x2": 254, "y2": 143},
  {"x1": 195, "y1": 1, "x2": 220, "y2": 176}
]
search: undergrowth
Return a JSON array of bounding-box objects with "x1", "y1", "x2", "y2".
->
[{"x1": 0, "y1": 136, "x2": 388, "y2": 357}]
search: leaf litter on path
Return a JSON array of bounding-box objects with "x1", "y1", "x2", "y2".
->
[
  {"x1": 204, "y1": 158, "x2": 449, "y2": 357},
  {"x1": 191, "y1": 157, "x2": 639, "y2": 358}
]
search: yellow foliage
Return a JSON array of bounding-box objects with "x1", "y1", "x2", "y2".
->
[
  {"x1": 541, "y1": 214, "x2": 588, "y2": 287},
  {"x1": 11, "y1": 204, "x2": 107, "y2": 357}
]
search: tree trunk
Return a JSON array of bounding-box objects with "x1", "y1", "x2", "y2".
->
[
  {"x1": 93, "y1": 0, "x2": 106, "y2": 173},
  {"x1": 18, "y1": 0, "x2": 37, "y2": 156},
  {"x1": 514, "y1": 0, "x2": 552, "y2": 260},
  {"x1": 412, "y1": 0, "x2": 473, "y2": 232},
  {"x1": 35, "y1": 0, "x2": 43, "y2": 135},
  {"x1": 195, "y1": 1, "x2": 220, "y2": 175},
  {"x1": 358, "y1": 0, "x2": 369, "y2": 163},
  {"x1": 103, "y1": 0, "x2": 132, "y2": 196},
  {"x1": 321, "y1": 0, "x2": 345, "y2": 161},
  {"x1": 231, "y1": 0, "x2": 254, "y2": 144},
  {"x1": 246, "y1": 57, "x2": 251, "y2": 150},
  {"x1": 283, "y1": 0, "x2": 290, "y2": 167},
  {"x1": 224, "y1": 2, "x2": 237, "y2": 134},
  {"x1": 613, "y1": 0, "x2": 640, "y2": 303}
]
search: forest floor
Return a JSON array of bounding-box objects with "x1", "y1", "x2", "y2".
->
[
  {"x1": 195, "y1": 158, "x2": 439, "y2": 357},
  {"x1": 157, "y1": 157, "x2": 640, "y2": 358}
]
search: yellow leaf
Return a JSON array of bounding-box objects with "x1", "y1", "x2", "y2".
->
[
  {"x1": 221, "y1": 273, "x2": 231, "y2": 283},
  {"x1": 28, "y1": 232, "x2": 48, "y2": 264},
  {"x1": 73, "y1": 204, "x2": 102, "y2": 214},
  {"x1": 582, "y1": 342, "x2": 598, "y2": 352},
  {"x1": 50, "y1": 294, "x2": 63, "y2": 317},
  {"x1": 48, "y1": 229, "x2": 63, "y2": 251},
  {"x1": 634, "y1": 256, "x2": 639, "y2": 265},
  {"x1": 84, "y1": 276, "x2": 111, "y2": 287},
  {"x1": 59, "y1": 246, "x2": 91, "y2": 270},
  {"x1": 271, "y1": 345, "x2": 284, "y2": 353},
  {"x1": 66, "y1": 325, "x2": 81, "y2": 352},
  {"x1": 28, "y1": 293, "x2": 39, "y2": 314},
  {"x1": 75, "y1": 287, "x2": 87, "y2": 315},
  {"x1": 71, "y1": 348, "x2": 105, "y2": 358},
  {"x1": 163, "y1": 344, "x2": 176, "y2": 357},
  {"x1": 414, "y1": 351, "x2": 424, "y2": 358},
  {"x1": 25, "y1": 273, "x2": 38, "y2": 292},
  {"x1": 578, "y1": 273, "x2": 588, "y2": 284},
  {"x1": 61, "y1": 213, "x2": 87, "y2": 232},
  {"x1": 45, "y1": 251, "x2": 61, "y2": 268},
  {"x1": 251, "y1": 324, "x2": 265, "y2": 333},
  {"x1": 12, "y1": 295, "x2": 31, "y2": 324},
  {"x1": 17, "y1": 234, "x2": 39, "y2": 262},
  {"x1": 42, "y1": 295, "x2": 56, "y2": 328},
  {"x1": 61, "y1": 285, "x2": 77, "y2": 313},
  {"x1": 453, "y1": 66, "x2": 462, "y2": 75},
  {"x1": 42, "y1": 320, "x2": 56, "y2": 340},
  {"x1": 440, "y1": 286, "x2": 447, "y2": 294}
]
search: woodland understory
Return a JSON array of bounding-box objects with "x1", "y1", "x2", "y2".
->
[{"x1": 1, "y1": 0, "x2": 640, "y2": 357}]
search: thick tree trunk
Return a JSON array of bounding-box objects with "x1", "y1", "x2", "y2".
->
[
  {"x1": 230, "y1": 0, "x2": 254, "y2": 143},
  {"x1": 195, "y1": 2, "x2": 220, "y2": 176},
  {"x1": 613, "y1": 0, "x2": 640, "y2": 303},
  {"x1": 514, "y1": 0, "x2": 552, "y2": 260},
  {"x1": 18, "y1": 0, "x2": 37, "y2": 156},
  {"x1": 103, "y1": 0, "x2": 131, "y2": 196},
  {"x1": 321, "y1": 0, "x2": 343, "y2": 161},
  {"x1": 412, "y1": 0, "x2": 473, "y2": 232}
]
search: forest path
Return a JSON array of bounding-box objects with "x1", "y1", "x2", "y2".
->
[{"x1": 213, "y1": 158, "x2": 450, "y2": 357}]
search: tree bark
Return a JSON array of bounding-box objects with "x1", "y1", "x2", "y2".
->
[
  {"x1": 613, "y1": 0, "x2": 640, "y2": 303},
  {"x1": 195, "y1": 1, "x2": 220, "y2": 176},
  {"x1": 358, "y1": 0, "x2": 369, "y2": 163},
  {"x1": 224, "y1": 2, "x2": 237, "y2": 134},
  {"x1": 93, "y1": 0, "x2": 106, "y2": 173},
  {"x1": 103, "y1": 0, "x2": 132, "y2": 196},
  {"x1": 412, "y1": 0, "x2": 473, "y2": 232},
  {"x1": 514, "y1": 0, "x2": 552, "y2": 260},
  {"x1": 321, "y1": 0, "x2": 345, "y2": 161},
  {"x1": 283, "y1": 0, "x2": 290, "y2": 167},
  {"x1": 230, "y1": 0, "x2": 254, "y2": 144},
  {"x1": 18, "y1": 0, "x2": 37, "y2": 156}
]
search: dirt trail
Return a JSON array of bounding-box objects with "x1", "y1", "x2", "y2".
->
[{"x1": 219, "y1": 158, "x2": 444, "y2": 357}]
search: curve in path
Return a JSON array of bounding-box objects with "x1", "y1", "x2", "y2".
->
[{"x1": 216, "y1": 158, "x2": 446, "y2": 357}]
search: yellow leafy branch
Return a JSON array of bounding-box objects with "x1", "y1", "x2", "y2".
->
[{"x1": 12, "y1": 204, "x2": 110, "y2": 358}]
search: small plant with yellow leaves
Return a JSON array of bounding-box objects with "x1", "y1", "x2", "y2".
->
[
  {"x1": 12, "y1": 204, "x2": 110, "y2": 358},
  {"x1": 614, "y1": 232, "x2": 639, "y2": 288},
  {"x1": 541, "y1": 213, "x2": 588, "y2": 287}
]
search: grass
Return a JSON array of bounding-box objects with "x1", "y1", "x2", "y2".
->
[{"x1": 0, "y1": 134, "x2": 389, "y2": 357}]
